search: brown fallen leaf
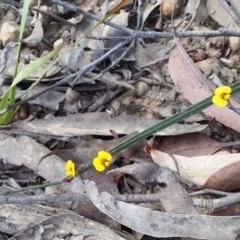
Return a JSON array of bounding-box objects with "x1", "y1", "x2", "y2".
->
[
  {"x1": 212, "y1": 203, "x2": 240, "y2": 216},
  {"x1": 154, "y1": 132, "x2": 233, "y2": 157},
  {"x1": 150, "y1": 149, "x2": 240, "y2": 190},
  {"x1": 168, "y1": 45, "x2": 240, "y2": 133}
]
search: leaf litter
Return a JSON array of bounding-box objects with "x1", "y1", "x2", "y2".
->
[{"x1": 2, "y1": 0, "x2": 240, "y2": 239}]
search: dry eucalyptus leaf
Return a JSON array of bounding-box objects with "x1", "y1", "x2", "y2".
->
[
  {"x1": 6, "y1": 60, "x2": 63, "y2": 81},
  {"x1": 154, "y1": 100, "x2": 207, "y2": 122},
  {"x1": 102, "y1": 11, "x2": 134, "y2": 62},
  {"x1": 0, "y1": 204, "x2": 66, "y2": 236},
  {"x1": 108, "y1": 164, "x2": 198, "y2": 214},
  {"x1": 141, "y1": 0, "x2": 161, "y2": 27},
  {"x1": 57, "y1": 45, "x2": 92, "y2": 73},
  {"x1": 17, "y1": 112, "x2": 208, "y2": 137},
  {"x1": 206, "y1": 0, "x2": 239, "y2": 29},
  {"x1": 0, "y1": 133, "x2": 84, "y2": 194},
  {"x1": 65, "y1": 87, "x2": 80, "y2": 105},
  {"x1": 151, "y1": 148, "x2": 240, "y2": 190},
  {"x1": 58, "y1": 14, "x2": 104, "y2": 73},
  {"x1": 15, "y1": 83, "x2": 65, "y2": 111},
  {"x1": 185, "y1": 0, "x2": 208, "y2": 24},
  {"x1": 0, "y1": 42, "x2": 17, "y2": 93},
  {"x1": 11, "y1": 213, "x2": 125, "y2": 240},
  {"x1": 107, "y1": 162, "x2": 160, "y2": 185},
  {"x1": 228, "y1": 0, "x2": 240, "y2": 19},
  {"x1": 134, "y1": 38, "x2": 170, "y2": 70},
  {"x1": 22, "y1": 19, "x2": 43, "y2": 47},
  {"x1": 155, "y1": 132, "x2": 225, "y2": 157},
  {"x1": 84, "y1": 180, "x2": 240, "y2": 239},
  {"x1": 168, "y1": 45, "x2": 240, "y2": 133}
]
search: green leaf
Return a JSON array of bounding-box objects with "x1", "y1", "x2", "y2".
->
[{"x1": 0, "y1": 50, "x2": 57, "y2": 124}]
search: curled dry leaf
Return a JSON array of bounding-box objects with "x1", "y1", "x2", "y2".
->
[
  {"x1": 0, "y1": 133, "x2": 84, "y2": 194},
  {"x1": 65, "y1": 87, "x2": 80, "y2": 105},
  {"x1": 134, "y1": 38, "x2": 170, "y2": 70},
  {"x1": 206, "y1": 0, "x2": 239, "y2": 29},
  {"x1": 151, "y1": 148, "x2": 240, "y2": 191},
  {"x1": 185, "y1": 0, "x2": 208, "y2": 24},
  {"x1": 22, "y1": 19, "x2": 43, "y2": 48},
  {"x1": 84, "y1": 180, "x2": 240, "y2": 239},
  {"x1": 102, "y1": 11, "x2": 134, "y2": 62}
]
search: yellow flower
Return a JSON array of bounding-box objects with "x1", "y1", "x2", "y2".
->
[
  {"x1": 66, "y1": 160, "x2": 75, "y2": 177},
  {"x1": 93, "y1": 150, "x2": 112, "y2": 172},
  {"x1": 212, "y1": 86, "x2": 232, "y2": 107}
]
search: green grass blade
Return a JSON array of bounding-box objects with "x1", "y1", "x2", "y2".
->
[
  {"x1": 0, "y1": 0, "x2": 30, "y2": 124},
  {"x1": 11, "y1": 50, "x2": 57, "y2": 88},
  {"x1": 0, "y1": 50, "x2": 56, "y2": 124}
]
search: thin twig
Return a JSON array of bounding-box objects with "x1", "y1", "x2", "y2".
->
[
  {"x1": 49, "y1": 0, "x2": 240, "y2": 39},
  {"x1": 1, "y1": 191, "x2": 240, "y2": 212},
  {"x1": 86, "y1": 36, "x2": 129, "y2": 40},
  {"x1": 3, "y1": 0, "x2": 240, "y2": 39}
]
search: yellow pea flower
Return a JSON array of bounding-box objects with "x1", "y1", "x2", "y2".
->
[
  {"x1": 93, "y1": 150, "x2": 112, "y2": 172},
  {"x1": 66, "y1": 160, "x2": 75, "y2": 177},
  {"x1": 212, "y1": 86, "x2": 232, "y2": 107}
]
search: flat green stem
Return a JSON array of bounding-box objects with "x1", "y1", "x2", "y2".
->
[
  {"x1": 108, "y1": 96, "x2": 212, "y2": 155},
  {"x1": 109, "y1": 81, "x2": 240, "y2": 156},
  {"x1": 5, "y1": 181, "x2": 63, "y2": 195}
]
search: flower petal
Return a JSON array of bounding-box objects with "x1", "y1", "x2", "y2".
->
[
  {"x1": 104, "y1": 161, "x2": 110, "y2": 167},
  {"x1": 98, "y1": 150, "x2": 112, "y2": 161},
  {"x1": 223, "y1": 94, "x2": 231, "y2": 100},
  {"x1": 215, "y1": 86, "x2": 231, "y2": 95},
  {"x1": 93, "y1": 157, "x2": 105, "y2": 171},
  {"x1": 66, "y1": 160, "x2": 75, "y2": 177},
  {"x1": 212, "y1": 95, "x2": 228, "y2": 107}
]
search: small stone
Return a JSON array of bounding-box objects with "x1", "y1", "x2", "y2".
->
[
  {"x1": 53, "y1": 39, "x2": 64, "y2": 51},
  {"x1": 0, "y1": 21, "x2": 20, "y2": 46},
  {"x1": 162, "y1": 0, "x2": 183, "y2": 17},
  {"x1": 134, "y1": 81, "x2": 149, "y2": 97},
  {"x1": 19, "y1": 106, "x2": 28, "y2": 120},
  {"x1": 193, "y1": 49, "x2": 206, "y2": 62}
]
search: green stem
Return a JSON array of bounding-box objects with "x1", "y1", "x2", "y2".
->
[
  {"x1": 5, "y1": 180, "x2": 63, "y2": 195},
  {"x1": 109, "y1": 81, "x2": 240, "y2": 156},
  {"x1": 108, "y1": 96, "x2": 212, "y2": 155},
  {"x1": 7, "y1": 81, "x2": 240, "y2": 194}
]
